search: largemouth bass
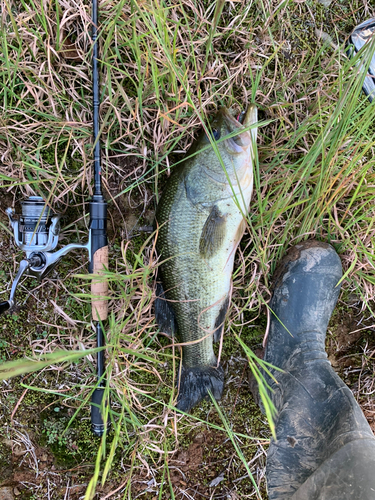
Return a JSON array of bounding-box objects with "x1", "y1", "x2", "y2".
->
[{"x1": 155, "y1": 105, "x2": 258, "y2": 412}]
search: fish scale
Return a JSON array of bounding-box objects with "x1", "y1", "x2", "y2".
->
[
  {"x1": 155, "y1": 105, "x2": 258, "y2": 412},
  {"x1": 159, "y1": 187, "x2": 227, "y2": 366}
]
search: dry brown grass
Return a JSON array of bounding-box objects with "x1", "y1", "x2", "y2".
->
[{"x1": 1, "y1": 0, "x2": 375, "y2": 498}]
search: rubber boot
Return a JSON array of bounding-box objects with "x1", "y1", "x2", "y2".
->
[{"x1": 263, "y1": 240, "x2": 375, "y2": 500}]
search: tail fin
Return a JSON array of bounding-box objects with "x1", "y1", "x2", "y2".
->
[{"x1": 176, "y1": 365, "x2": 224, "y2": 412}]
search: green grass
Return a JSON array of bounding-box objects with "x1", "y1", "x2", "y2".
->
[{"x1": 1, "y1": 0, "x2": 375, "y2": 498}]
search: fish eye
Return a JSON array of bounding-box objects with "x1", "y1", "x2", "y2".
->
[{"x1": 211, "y1": 128, "x2": 220, "y2": 140}]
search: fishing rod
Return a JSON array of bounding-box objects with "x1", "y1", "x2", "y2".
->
[
  {"x1": 0, "y1": 0, "x2": 109, "y2": 437},
  {"x1": 89, "y1": 0, "x2": 110, "y2": 437}
]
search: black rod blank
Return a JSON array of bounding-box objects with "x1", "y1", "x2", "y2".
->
[
  {"x1": 89, "y1": 0, "x2": 110, "y2": 436},
  {"x1": 92, "y1": 0, "x2": 102, "y2": 196}
]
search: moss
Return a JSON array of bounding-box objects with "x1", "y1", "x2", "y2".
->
[
  {"x1": 40, "y1": 412, "x2": 100, "y2": 467},
  {"x1": 40, "y1": 140, "x2": 81, "y2": 173}
]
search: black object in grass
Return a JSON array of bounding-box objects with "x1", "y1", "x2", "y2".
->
[{"x1": 348, "y1": 19, "x2": 375, "y2": 102}]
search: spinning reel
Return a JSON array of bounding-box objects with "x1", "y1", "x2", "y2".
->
[
  {"x1": 0, "y1": 196, "x2": 89, "y2": 315},
  {"x1": 0, "y1": 0, "x2": 109, "y2": 436}
]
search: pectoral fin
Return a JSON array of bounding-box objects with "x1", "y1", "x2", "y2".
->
[{"x1": 199, "y1": 206, "x2": 226, "y2": 259}]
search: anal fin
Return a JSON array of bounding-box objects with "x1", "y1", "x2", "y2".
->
[
  {"x1": 154, "y1": 281, "x2": 177, "y2": 337},
  {"x1": 213, "y1": 295, "x2": 230, "y2": 343}
]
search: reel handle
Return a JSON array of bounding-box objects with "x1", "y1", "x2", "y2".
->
[{"x1": 0, "y1": 259, "x2": 33, "y2": 315}]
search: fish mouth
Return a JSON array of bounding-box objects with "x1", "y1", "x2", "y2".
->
[{"x1": 220, "y1": 106, "x2": 257, "y2": 153}]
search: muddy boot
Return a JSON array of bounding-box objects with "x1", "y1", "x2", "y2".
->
[{"x1": 263, "y1": 240, "x2": 375, "y2": 500}]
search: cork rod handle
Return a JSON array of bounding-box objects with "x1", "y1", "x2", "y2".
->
[{"x1": 91, "y1": 245, "x2": 108, "y2": 321}]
